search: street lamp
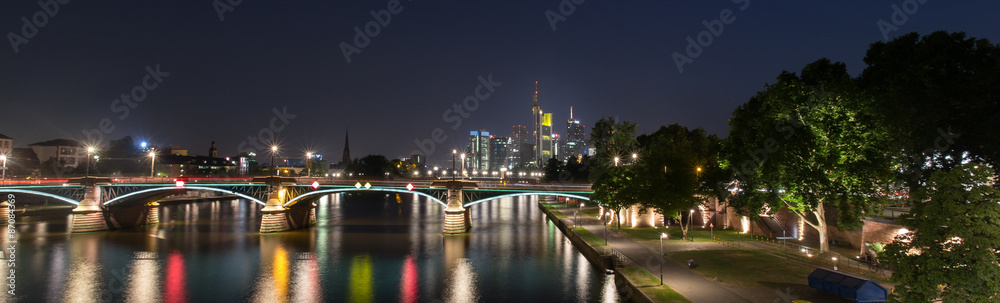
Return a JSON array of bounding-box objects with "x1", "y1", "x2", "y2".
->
[
  {"x1": 148, "y1": 150, "x2": 156, "y2": 178},
  {"x1": 452, "y1": 150, "x2": 457, "y2": 182},
  {"x1": 0, "y1": 155, "x2": 7, "y2": 184},
  {"x1": 85, "y1": 146, "x2": 95, "y2": 178},
  {"x1": 270, "y1": 146, "x2": 278, "y2": 176},
  {"x1": 832, "y1": 256, "x2": 838, "y2": 270},
  {"x1": 306, "y1": 152, "x2": 313, "y2": 177},
  {"x1": 613, "y1": 156, "x2": 620, "y2": 167},
  {"x1": 604, "y1": 211, "x2": 610, "y2": 245},
  {"x1": 660, "y1": 232, "x2": 667, "y2": 285}
]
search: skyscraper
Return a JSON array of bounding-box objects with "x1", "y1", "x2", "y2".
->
[
  {"x1": 564, "y1": 106, "x2": 588, "y2": 162},
  {"x1": 509, "y1": 124, "x2": 531, "y2": 168},
  {"x1": 489, "y1": 135, "x2": 509, "y2": 172},
  {"x1": 532, "y1": 81, "x2": 554, "y2": 167},
  {"x1": 467, "y1": 130, "x2": 490, "y2": 171}
]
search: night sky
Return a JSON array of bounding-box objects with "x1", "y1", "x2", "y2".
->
[{"x1": 2, "y1": 1, "x2": 999, "y2": 165}]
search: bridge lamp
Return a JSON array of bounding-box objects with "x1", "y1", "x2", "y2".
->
[
  {"x1": 306, "y1": 152, "x2": 313, "y2": 176},
  {"x1": 270, "y1": 146, "x2": 279, "y2": 176},
  {"x1": 0, "y1": 155, "x2": 6, "y2": 183},
  {"x1": 148, "y1": 150, "x2": 156, "y2": 178}
]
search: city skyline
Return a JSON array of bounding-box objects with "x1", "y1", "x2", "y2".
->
[{"x1": 4, "y1": 2, "x2": 1000, "y2": 164}]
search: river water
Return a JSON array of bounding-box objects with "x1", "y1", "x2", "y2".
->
[{"x1": 4, "y1": 193, "x2": 618, "y2": 302}]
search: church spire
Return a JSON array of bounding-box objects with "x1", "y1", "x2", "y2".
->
[{"x1": 342, "y1": 127, "x2": 351, "y2": 164}]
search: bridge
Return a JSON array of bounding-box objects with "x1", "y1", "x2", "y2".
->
[{"x1": 0, "y1": 177, "x2": 593, "y2": 234}]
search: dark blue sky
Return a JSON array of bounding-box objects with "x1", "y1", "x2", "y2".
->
[{"x1": 2, "y1": 1, "x2": 999, "y2": 165}]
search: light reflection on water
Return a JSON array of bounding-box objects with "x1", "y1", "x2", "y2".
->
[{"x1": 11, "y1": 194, "x2": 618, "y2": 302}]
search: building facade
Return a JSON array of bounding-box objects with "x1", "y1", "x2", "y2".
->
[
  {"x1": 509, "y1": 124, "x2": 531, "y2": 169},
  {"x1": 466, "y1": 130, "x2": 490, "y2": 171},
  {"x1": 563, "y1": 107, "x2": 588, "y2": 162},
  {"x1": 489, "y1": 135, "x2": 509, "y2": 171},
  {"x1": 28, "y1": 139, "x2": 87, "y2": 168}
]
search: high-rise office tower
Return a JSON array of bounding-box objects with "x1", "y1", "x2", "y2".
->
[
  {"x1": 509, "y1": 124, "x2": 531, "y2": 168},
  {"x1": 532, "y1": 81, "x2": 554, "y2": 167},
  {"x1": 489, "y1": 135, "x2": 509, "y2": 172},
  {"x1": 467, "y1": 130, "x2": 490, "y2": 171},
  {"x1": 564, "y1": 106, "x2": 588, "y2": 162}
]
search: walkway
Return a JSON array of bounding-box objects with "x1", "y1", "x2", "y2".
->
[{"x1": 563, "y1": 208, "x2": 751, "y2": 303}]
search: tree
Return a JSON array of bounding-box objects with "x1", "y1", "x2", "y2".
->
[
  {"x1": 861, "y1": 31, "x2": 1000, "y2": 190},
  {"x1": 589, "y1": 117, "x2": 639, "y2": 229},
  {"x1": 722, "y1": 59, "x2": 892, "y2": 252},
  {"x1": 347, "y1": 155, "x2": 389, "y2": 178},
  {"x1": 543, "y1": 158, "x2": 563, "y2": 182},
  {"x1": 881, "y1": 164, "x2": 1000, "y2": 302},
  {"x1": 635, "y1": 124, "x2": 723, "y2": 240}
]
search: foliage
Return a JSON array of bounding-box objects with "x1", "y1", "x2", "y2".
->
[
  {"x1": 861, "y1": 31, "x2": 1000, "y2": 190},
  {"x1": 634, "y1": 124, "x2": 723, "y2": 239},
  {"x1": 589, "y1": 117, "x2": 640, "y2": 229},
  {"x1": 722, "y1": 58, "x2": 892, "y2": 251},
  {"x1": 347, "y1": 154, "x2": 389, "y2": 178},
  {"x1": 882, "y1": 164, "x2": 1000, "y2": 302}
]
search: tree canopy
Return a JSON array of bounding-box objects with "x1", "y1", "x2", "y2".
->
[
  {"x1": 722, "y1": 58, "x2": 892, "y2": 251},
  {"x1": 882, "y1": 164, "x2": 1000, "y2": 302}
]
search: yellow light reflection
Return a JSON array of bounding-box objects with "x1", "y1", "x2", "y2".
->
[
  {"x1": 349, "y1": 255, "x2": 373, "y2": 303},
  {"x1": 273, "y1": 246, "x2": 289, "y2": 300}
]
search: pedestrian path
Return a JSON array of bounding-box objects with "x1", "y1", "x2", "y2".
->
[{"x1": 564, "y1": 208, "x2": 751, "y2": 303}]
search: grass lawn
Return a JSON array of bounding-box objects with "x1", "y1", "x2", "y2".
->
[
  {"x1": 666, "y1": 249, "x2": 817, "y2": 288},
  {"x1": 541, "y1": 203, "x2": 569, "y2": 218},
  {"x1": 617, "y1": 226, "x2": 751, "y2": 243},
  {"x1": 572, "y1": 227, "x2": 607, "y2": 247},
  {"x1": 620, "y1": 267, "x2": 691, "y2": 303}
]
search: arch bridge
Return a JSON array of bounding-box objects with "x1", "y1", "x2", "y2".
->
[{"x1": 0, "y1": 177, "x2": 592, "y2": 234}]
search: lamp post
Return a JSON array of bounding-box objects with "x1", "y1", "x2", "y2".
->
[
  {"x1": 148, "y1": 150, "x2": 156, "y2": 178},
  {"x1": 613, "y1": 156, "x2": 620, "y2": 167},
  {"x1": 660, "y1": 232, "x2": 667, "y2": 285},
  {"x1": 0, "y1": 155, "x2": 6, "y2": 184},
  {"x1": 270, "y1": 146, "x2": 278, "y2": 176},
  {"x1": 306, "y1": 152, "x2": 312, "y2": 177},
  {"x1": 604, "y1": 211, "x2": 609, "y2": 245},
  {"x1": 451, "y1": 150, "x2": 457, "y2": 182},
  {"x1": 85, "y1": 146, "x2": 95, "y2": 178},
  {"x1": 832, "y1": 256, "x2": 838, "y2": 270},
  {"x1": 689, "y1": 209, "x2": 695, "y2": 242}
]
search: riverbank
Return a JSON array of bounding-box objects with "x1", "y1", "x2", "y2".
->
[{"x1": 537, "y1": 201, "x2": 690, "y2": 303}]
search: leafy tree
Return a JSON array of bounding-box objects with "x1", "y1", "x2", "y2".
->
[
  {"x1": 543, "y1": 158, "x2": 563, "y2": 182},
  {"x1": 881, "y1": 164, "x2": 1000, "y2": 302},
  {"x1": 722, "y1": 59, "x2": 892, "y2": 252},
  {"x1": 861, "y1": 31, "x2": 1000, "y2": 190},
  {"x1": 635, "y1": 124, "x2": 722, "y2": 240},
  {"x1": 589, "y1": 117, "x2": 639, "y2": 229},
  {"x1": 347, "y1": 155, "x2": 389, "y2": 178}
]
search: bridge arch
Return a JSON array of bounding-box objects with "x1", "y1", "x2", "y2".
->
[
  {"x1": 103, "y1": 186, "x2": 267, "y2": 207},
  {"x1": 284, "y1": 188, "x2": 447, "y2": 208},
  {"x1": 1, "y1": 189, "x2": 80, "y2": 206},
  {"x1": 463, "y1": 192, "x2": 591, "y2": 208}
]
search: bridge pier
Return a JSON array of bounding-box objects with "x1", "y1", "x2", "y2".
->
[
  {"x1": 146, "y1": 202, "x2": 160, "y2": 225},
  {"x1": 72, "y1": 185, "x2": 108, "y2": 233},
  {"x1": 260, "y1": 188, "x2": 290, "y2": 233},
  {"x1": 442, "y1": 183, "x2": 473, "y2": 234}
]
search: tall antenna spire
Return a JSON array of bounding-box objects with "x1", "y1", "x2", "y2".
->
[{"x1": 570, "y1": 106, "x2": 574, "y2": 120}]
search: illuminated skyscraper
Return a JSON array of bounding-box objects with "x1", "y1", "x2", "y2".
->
[
  {"x1": 532, "y1": 81, "x2": 554, "y2": 167},
  {"x1": 509, "y1": 124, "x2": 531, "y2": 168},
  {"x1": 489, "y1": 135, "x2": 509, "y2": 171},
  {"x1": 466, "y1": 130, "x2": 490, "y2": 171},
  {"x1": 564, "y1": 106, "x2": 588, "y2": 162}
]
